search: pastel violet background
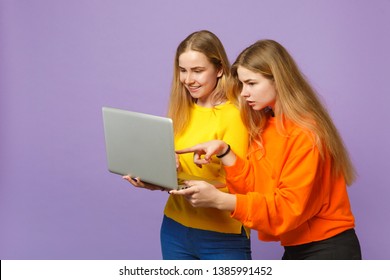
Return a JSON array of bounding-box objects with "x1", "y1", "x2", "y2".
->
[{"x1": 0, "y1": 0, "x2": 389, "y2": 260}]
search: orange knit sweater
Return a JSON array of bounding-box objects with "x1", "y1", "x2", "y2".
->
[{"x1": 225, "y1": 118, "x2": 355, "y2": 246}]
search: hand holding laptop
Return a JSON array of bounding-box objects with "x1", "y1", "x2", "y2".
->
[
  {"x1": 122, "y1": 175, "x2": 168, "y2": 192},
  {"x1": 122, "y1": 152, "x2": 181, "y2": 192}
]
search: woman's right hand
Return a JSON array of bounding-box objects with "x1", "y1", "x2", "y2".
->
[
  {"x1": 122, "y1": 175, "x2": 167, "y2": 192},
  {"x1": 176, "y1": 140, "x2": 233, "y2": 167}
]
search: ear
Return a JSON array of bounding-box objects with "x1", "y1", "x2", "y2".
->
[{"x1": 217, "y1": 68, "x2": 223, "y2": 78}]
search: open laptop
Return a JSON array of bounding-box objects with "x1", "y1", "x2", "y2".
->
[{"x1": 102, "y1": 107, "x2": 223, "y2": 190}]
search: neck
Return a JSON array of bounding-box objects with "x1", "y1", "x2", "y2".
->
[{"x1": 264, "y1": 106, "x2": 275, "y2": 117}]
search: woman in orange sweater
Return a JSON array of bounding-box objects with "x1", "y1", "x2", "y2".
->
[{"x1": 171, "y1": 39, "x2": 362, "y2": 260}]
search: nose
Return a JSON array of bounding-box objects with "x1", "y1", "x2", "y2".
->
[
  {"x1": 184, "y1": 72, "x2": 194, "y2": 84},
  {"x1": 240, "y1": 85, "x2": 249, "y2": 97}
]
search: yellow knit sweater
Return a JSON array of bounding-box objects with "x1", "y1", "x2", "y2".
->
[{"x1": 164, "y1": 101, "x2": 249, "y2": 234}]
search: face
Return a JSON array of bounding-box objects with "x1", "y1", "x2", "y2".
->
[
  {"x1": 237, "y1": 66, "x2": 277, "y2": 111},
  {"x1": 178, "y1": 50, "x2": 223, "y2": 107}
]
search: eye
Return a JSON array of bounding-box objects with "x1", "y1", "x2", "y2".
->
[{"x1": 193, "y1": 68, "x2": 204, "y2": 73}]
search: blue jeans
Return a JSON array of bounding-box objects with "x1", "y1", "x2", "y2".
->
[{"x1": 160, "y1": 215, "x2": 252, "y2": 260}]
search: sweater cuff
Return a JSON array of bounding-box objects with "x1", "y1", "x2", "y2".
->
[{"x1": 231, "y1": 193, "x2": 248, "y2": 221}]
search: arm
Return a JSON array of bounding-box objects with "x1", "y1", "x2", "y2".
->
[
  {"x1": 232, "y1": 145, "x2": 324, "y2": 236},
  {"x1": 173, "y1": 145, "x2": 324, "y2": 236},
  {"x1": 176, "y1": 140, "x2": 237, "y2": 167},
  {"x1": 176, "y1": 140, "x2": 255, "y2": 194},
  {"x1": 224, "y1": 154, "x2": 256, "y2": 194}
]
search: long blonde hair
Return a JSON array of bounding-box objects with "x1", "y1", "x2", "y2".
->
[
  {"x1": 167, "y1": 30, "x2": 231, "y2": 135},
  {"x1": 230, "y1": 40, "x2": 356, "y2": 185}
]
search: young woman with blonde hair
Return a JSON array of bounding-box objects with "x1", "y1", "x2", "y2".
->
[
  {"x1": 124, "y1": 30, "x2": 251, "y2": 259},
  {"x1": 172, "y1": 39, "x2": 362, "y2": 260}
]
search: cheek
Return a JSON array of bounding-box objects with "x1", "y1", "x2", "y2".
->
[
  {"x1": 259, "y1": 85, "x2": 275, "y2": 100},
  {"x1": 253, "y1": 89, "x2": 271, "y2": 103},
  {"x1": 179, "y1": 73, "x2": 186, "y2": 83},
  {"x1": 201, "y1": 73, "x2": 218, "y2": 86},
  {"x1": 269, "y1": 88, "x2": 277, "y2": 101}
]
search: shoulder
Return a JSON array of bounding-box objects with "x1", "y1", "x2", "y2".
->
[
  {"x1": 215, "y1": 101, "x2": 241, "y2": 117},
  {"x1": 279, "y1": 118, "x2": 317, "y2": 148}
]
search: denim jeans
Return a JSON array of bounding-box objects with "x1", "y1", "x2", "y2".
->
[{"x1": 160, "y1": 215, "x2": 252, "y2": 260}]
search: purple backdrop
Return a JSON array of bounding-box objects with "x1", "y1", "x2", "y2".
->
[{"x1": 1, "y1": 0, "x2": 389, "y2": 260}]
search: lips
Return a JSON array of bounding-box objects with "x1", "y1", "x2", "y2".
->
[{"x1": 187, "y1": 85, "x2": 201, "y2": 93}]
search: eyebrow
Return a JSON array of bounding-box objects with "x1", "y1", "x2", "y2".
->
[
  {"x1": 179, "y1": 66, "x2": 206, "y2": 70},
  {"x1": 241, "y1": 78, "x2": 257, "y2": 83}
]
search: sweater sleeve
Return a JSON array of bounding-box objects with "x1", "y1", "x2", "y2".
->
[
  {"x1": 227, "y1": 144, "x2": 324, "y2": 237},
  {"x1": 225, "y1": 155, "x2": 256, "y2": 194}
]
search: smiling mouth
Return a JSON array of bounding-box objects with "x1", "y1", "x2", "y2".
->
[{"x1": 188, "y1": 86, "x2": 201, "y2": 92}]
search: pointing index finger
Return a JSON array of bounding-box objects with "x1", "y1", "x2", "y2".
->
[{"x1": 175, "y1": 146, "x2": 196, "y2": 154}]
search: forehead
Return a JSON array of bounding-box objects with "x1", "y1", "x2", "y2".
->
[
  {"x1": 237, "y1": 66, "x2": 263, "y2": 80},
  {"x1": 178, "y1": 50, "x2": 211, "y2": 68}
]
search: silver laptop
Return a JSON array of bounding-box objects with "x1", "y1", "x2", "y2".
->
[{"x1": 102, "y1": 107, "x2": 223, "y2": 190}]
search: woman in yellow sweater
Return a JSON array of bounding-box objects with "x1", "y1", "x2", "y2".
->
[
  {"x1": 172, "y1": 39, "x2": 362, "y2": 260},
  {"x1": 124, "y1": 30, "x2": 251, "y2": 259}
]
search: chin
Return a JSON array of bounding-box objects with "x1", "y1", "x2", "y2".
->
[{"x1": 250, "y1": 105, "x2": 262, "y2": 111}]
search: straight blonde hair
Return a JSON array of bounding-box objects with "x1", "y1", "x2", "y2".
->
[
  {"x1": 167, "y1": 30, "x2": 232, "y2": 135},
  {"x1": 230, "y1": 40, "x2": 356, "y2": 185}
]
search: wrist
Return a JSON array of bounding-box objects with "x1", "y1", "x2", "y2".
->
[
  {"x1": 216, "y1": 144, "x2": 231, "y2": 158},
  {"x1": 216, "y1": 192, "x2": 236, "y2": 211}
]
